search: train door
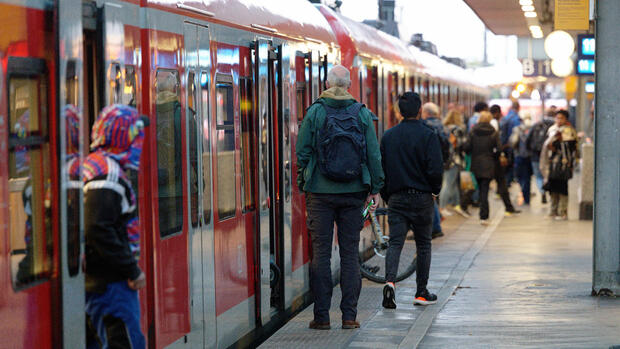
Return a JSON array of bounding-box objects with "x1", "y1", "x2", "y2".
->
[
  {"x1": 254, "y1": 39, "x2": 287, "y2": 324},
  {"x1": 96, "y1": 1, "x2": 159, "y2": 343},
  {"x1": 183, "y1": 22, "x2": 216, "y2": 349},
  {"x1": 58, "y1": 0, "x2": 86, "y2": 348}
]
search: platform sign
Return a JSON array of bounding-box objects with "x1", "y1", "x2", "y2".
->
[
  {"x1": 577, "y1": 59, "x2": 595, "y2": 75},
  {"x1": 555, "y1": 0, "x2": 590, "y2": 30},
  {"x1": 576, "y1": 34, "x2": 595, "y2": 75},
  {"x1": 521, "y1": 58, "x2": 558, "y2": 78}
]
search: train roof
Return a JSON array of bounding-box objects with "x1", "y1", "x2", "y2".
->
[
  {"x1": 148, "y1": 0, "x2": 338, "y2": 46},
  {"x1": 318, "y1": 5, "x2": 417, "y2": 69}
]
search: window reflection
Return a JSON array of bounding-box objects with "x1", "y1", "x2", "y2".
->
[
  {"x1": 155, "y1": 69, "x2": 183, "y2": 237},
  {"x1": 215, "y1": 82, "x2": 236, "y2": 219},
  {"x1": 8, "y1": 73, "x2": 53, "y2": 290}
]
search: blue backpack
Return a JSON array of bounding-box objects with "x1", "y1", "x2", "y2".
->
[{"x1": 315, "y1": 101, "x2": 366, "y2": 182}]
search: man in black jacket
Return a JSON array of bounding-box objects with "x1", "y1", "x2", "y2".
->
[{"x1": 380, "y1": 92, "x2": 443, "y2": 308}]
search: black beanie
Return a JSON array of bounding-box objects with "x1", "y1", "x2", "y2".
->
[{"x1": 399, "y1": 92, "x2": 421, "y2": 118}]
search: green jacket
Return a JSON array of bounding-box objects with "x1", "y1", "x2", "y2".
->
[{"x1": 296, "y1": 87, "x2": 384, "y2": 194}]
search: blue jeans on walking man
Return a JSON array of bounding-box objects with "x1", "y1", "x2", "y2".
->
[{"x1": 515, "y1": 156, "x2": 532, "y2": 204}]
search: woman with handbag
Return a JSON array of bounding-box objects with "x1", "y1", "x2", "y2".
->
[
  {"x1": 465, "y1": 111, "x2": 519, "y2": 225},
  {"x1": 541, "y1": 110, "x2": 577, "y2": 220}
]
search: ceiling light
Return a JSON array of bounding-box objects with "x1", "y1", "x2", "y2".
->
[
  {"x1": 524, "y1": 11, "x2": 537, "y2": 17},
  {"x1": 544, "y1": 30, "x2": 575, "y2": 59},
  {"x1": 532, "y1": 31, "x2": 544, "y2": 39},
  {"x1": 519, "y1": 0, "x2": 533, "y2": 5},
  {"x1": 529, "y1": 25, "x2": 542, "y2": 31},
  {"x1": 522, "y1": 5, "x2": 535, "y2": 11}
]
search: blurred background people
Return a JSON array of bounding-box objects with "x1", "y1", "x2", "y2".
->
[
  {"x1": 422, "y1": 102, "x2": 448, "y2": 238},
  {"x1": 526, "y1": 107, "x2": 556, "y2": 204},
  {"x1": 541, "y1": 110, "x2": 577, "y2": 220}
]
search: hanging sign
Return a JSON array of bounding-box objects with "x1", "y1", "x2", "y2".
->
[{"x1": 555, "y1": 0, "x2": 590, "y2": 30}]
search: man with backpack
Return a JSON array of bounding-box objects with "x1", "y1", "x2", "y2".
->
[
  {"x1": 380, "y1": 92, "x2": 443, "y2": 309},
  {"x1": 296, "y1": 65, "x2": 384, "y2": 330},
  {"x1": 526, "y1": 108, "x2": 556, "y2": 204}
]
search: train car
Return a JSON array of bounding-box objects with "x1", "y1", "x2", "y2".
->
[{"x1": 0, "y1": 1, "x2": 487, "y2": 348}]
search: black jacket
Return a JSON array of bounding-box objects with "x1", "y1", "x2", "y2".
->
[
  {"x1": 465, "y1": 122, "x2": 501, "y2": 179},
  {"x1": 84, "y1": 166, "x2": 141, "y2": 292},
  {"x1": 380, "y1": 118, "x2": 443, "y2": 200}
]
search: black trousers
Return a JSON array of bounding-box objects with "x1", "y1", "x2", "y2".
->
[
  {"x1": 477, "y1": 178, "x2": 492, "y2": 220},
  {"x1": 306, "y1": 192, "x2": 366, "y2": 322},
  {"x1": 385, "y1": 192, "x2": 434, "y2": 289}
]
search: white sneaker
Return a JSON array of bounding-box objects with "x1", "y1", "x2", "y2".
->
[
  {"x1": 454, "y1": 205, "x2": 471, "y2": 218},
  {"x1": 480, "y1": 219, "x2": 489, "y2": 226}
]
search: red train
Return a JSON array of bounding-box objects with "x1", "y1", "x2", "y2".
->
[{"x1": 0, "y1": 0, "x2": 487, "y2": 348}]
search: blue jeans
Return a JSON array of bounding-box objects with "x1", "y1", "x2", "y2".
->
[
  {"x1": 306, "y1": 192, "x2": 366, "y2": 322},
  {"x1": 515, "y1": 156, "x2": 533, "y2": 204},
  {"x1": 385, "y1": 192, "x2": 434, "y2": 288},
  {"x1": 86, "y1": 281, "x2": 145, "y2": 349},
  {"x1": 432, "y1": 201, "x2": 442, "y2": 233},
  {"x1": 532, "y1": 160, "x2": 544, "y2": 194}
]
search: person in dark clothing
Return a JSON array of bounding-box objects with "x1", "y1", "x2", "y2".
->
[
  {"x1": 296, "y1": 65, "x2": 384, "y2": 330},
  {"x1": 465, "y1": 111, "x2": 518, "y2": 225},
  {"x1": 541, "y1": 110, "x2": 577, "y2": 220},
  {"x1": 380, "y1": 92, "x2": 443, "y2": 309},
  {"x1": 500, "y1": 101, "x2": 521, "y2": 186},
  {"x1": 527, "y1": 109, "x2": 556, "y2": 204},
  {"x1": 84, "y1": 105, "x2": 148, "y2": 349}
]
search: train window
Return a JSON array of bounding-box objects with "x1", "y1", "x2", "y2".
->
[
  {"x1": 215, "y1": 82, "x2": 236, "y2": 220},
  {"x1": 7, "y1": 59, "x2": 53, "y2": 290},
  {"x1": 124, "y1": 65, "x2": 137, "y2": 107},
  {"x1": 155, "y1": 69, "x2": 183, "y2": 238},
  {"x1": 108, "y1": 62, "x2": 122, "y2": 104},
  {"x1": 296, "y1": 85, "x2": 305, "y2": 123},
  {"x1": 200, "y1": 72, "x2": 212, "y2": 224},
  {"x1": 240, "y1": 77, "x2": 255, "y2": 212},
  {"x1": 188, "y1": 71, "x2": 199, "y2": 228}
]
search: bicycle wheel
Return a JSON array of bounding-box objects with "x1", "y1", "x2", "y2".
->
[{"x1": 359, "y1": 208, "x2": 417, "y2": 283}]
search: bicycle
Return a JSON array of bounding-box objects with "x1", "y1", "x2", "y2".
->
[{"x1": 359, "y1": 207, "x2": 417, "y2": 283}]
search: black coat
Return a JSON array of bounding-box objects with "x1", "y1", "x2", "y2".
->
[
  {"x1": 465, "y1": 122, "x2": 501, "y2": 179},
  {"x1": 380, "y1": 118, "x2": 444, "y2": 200}
]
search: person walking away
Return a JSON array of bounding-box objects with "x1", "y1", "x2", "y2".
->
[
  {"x1": 380, "y1": 92, "x2": 443, "y2": 309},
  {"x1": 84, "y1": 105, "x2": 149, "y2": 349},
  {"x1": 467, "y1": 101, "x2": 488, "y2": 131},
  {"x1": 510, "y1": 114, "x2": 533, "y2": 205},
  {"x1": 296, "y1": 65, "x2": 384, "y2": 330},
  {"x1": 540, "y1": 110, "x2": 577, "y2": 220},
  {"x1": 526, "y1": 108, "x2": 556, "y2": 204},
  {"x1": 466, "y1": 111, "x2": 518, "y2": 225},
  {"x1": 499, "y1": 101, "x2": 521, "y2": 185},
  {"x1": 489, "y1": 104, "x2": 502, "y2": 131},
  {"x1": 421, "y1": 102, "x2": 449, "y2": 238},
  {"x1": 441, "y1": 109, "x2": 470, "y2": 218}
]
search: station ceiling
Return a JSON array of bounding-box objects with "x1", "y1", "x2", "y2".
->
[{"x1": 464, "y1": 0, "x2": 555, "y2": 37}]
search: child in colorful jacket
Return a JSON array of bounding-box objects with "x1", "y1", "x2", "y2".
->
[{"x1": 83, "y1": 104, "x2": 148, "y2": 349}]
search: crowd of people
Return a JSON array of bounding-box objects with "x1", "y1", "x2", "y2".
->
[
  {"x1": 296, "y1": 65, "x2": 581, "y2": 330},
  {"x1": 432, "y1": 100, "x2": 578, "y2": 225}
]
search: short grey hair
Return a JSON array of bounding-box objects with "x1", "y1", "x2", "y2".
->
[
  {"x1": 327, "y1": 65, "x2": 351, "y2": 88},
  {"x1": 422, "y1": 102, "x2": 440, "y2": 117}
]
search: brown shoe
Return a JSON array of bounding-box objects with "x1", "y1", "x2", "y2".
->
[
  {"x1": 342, "y1": 320, "x2": 360, "y2": 329},
  {"x1": 309, "y1": 320, "x2": 330, "y2": 330}
]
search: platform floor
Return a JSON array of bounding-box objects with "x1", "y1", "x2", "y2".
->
[{"x1": 259, "y1": 178, "x2": 620, "y2": 349}]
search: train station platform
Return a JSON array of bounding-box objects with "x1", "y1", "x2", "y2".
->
[{"x1": 259, "y1": 177, "x2": 620, "y2": 348}]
